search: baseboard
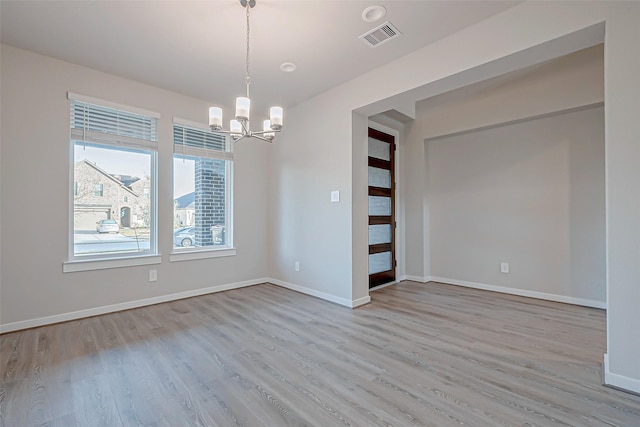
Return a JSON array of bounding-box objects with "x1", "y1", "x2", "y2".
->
[
  {"x1": 351, "y1": 295, "x2": 372, "y2": 308},
  {"x1": 429, "y1": 276, "x2": 606, "y2": 309},
  {"x1": 0, "y1": 278, "x2": 267, "y2": 334},
  {"x1": 1, "y1": 273, "x2": 605, "y2": 333},
  {"x1": 1, "y1": 277, "x2": 374, "y2": 333},
  {"x1": 603, "y1": 354, "x2": 640, "y2": 395},
  {"x1": 399, "y1": 275, "x2": 429, "y2": 283},
  {"x1": 267, "y1": 278, "x2": 370, "y2": 308}
]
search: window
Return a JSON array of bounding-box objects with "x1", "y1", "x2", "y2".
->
[
  {"x1": 69, "y1": 93, "x2": 159, "y2": 260},
  {"x1": 173, "y1": 120, "x2": 233, "y2": 251}
]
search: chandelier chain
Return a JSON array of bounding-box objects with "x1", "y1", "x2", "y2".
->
[{"x1": 245, "y1": 1, "x2": 251, "y2": 98}]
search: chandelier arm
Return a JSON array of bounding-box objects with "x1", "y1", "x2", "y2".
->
[
  {"x1": 209, "y1": 130, "x2": 276, "y2": 144},
  {"x1": 233, "y1": 134, "x2": 248, "y2": 143},
  {"x1": 251, "y1": 129, "x2": 281, "y2": 136},
  {"x1": 248, "y1": 134, "x2": 274, "y2": 143}
]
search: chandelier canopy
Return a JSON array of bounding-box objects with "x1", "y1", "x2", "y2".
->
[{"x1": 208, "y1": 0, "x2": 283, "y2": 142}]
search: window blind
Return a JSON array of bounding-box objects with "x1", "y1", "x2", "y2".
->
[
  {"x1": 70, "y1": 100, "x2": 158, "y2": 150},
  {"x1": 173, "y1": 124, "x2": 233, "y2": 161}
]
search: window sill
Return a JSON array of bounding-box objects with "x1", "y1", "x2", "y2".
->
[
  {"x1": 170, "y1": 247, "x2": 236, "y2": 262},
  {"x1": 63, "y1": 254, "x2": 162, "y2": 273}
]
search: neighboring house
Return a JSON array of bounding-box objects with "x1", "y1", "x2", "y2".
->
[
  {"x1": 174, "y1": 192, "x2": 195, "y2": 227},
  {"x1": 73, "y1": 160, "x2": 150, "y2": 230}
]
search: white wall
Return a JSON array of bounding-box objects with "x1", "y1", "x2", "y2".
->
[
  {"x1": 270, "y1": 2, "x2": 640, "y2": 392},
  {"x1": 268, "y1": 96, "x2": 356, "y2": 304},
  {"x1": 0, "y1": 45, "x2": 269, "y2": 328},
  {"x1": 602, "y1": 2, "x2": 640, "y2": 391},
  {"x1": 402, "y1": 45, "x2": 604, "y2": 283},
  {"x1": 402, "y1": 44, "x2": 606, "y2": 307},
  {"x1": 427, "y1": 106, "x2": 605, "y2": 305},
  {"x1": 415, "y1": 44, "x2": 604, "y2": 140}
]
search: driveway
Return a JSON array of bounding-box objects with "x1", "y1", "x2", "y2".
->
[{"x1": 74, "y1": 231, "x2": 150, "y2": 254}]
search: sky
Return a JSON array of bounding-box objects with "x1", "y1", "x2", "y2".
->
[{"x1": 74, "y1": 143, "x2": 195, "y2": 198}]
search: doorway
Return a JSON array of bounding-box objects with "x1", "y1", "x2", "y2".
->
[
  {"x1": 368, "y1": 127, "x2": 396, "y2": 288},
  {"x1": 120, "y1": 206, "x2": 131, "y2": 228}
]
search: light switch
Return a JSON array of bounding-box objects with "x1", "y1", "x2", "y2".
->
[{"x1": 331, "y1": 191, "x2": 340, "y2": 202}]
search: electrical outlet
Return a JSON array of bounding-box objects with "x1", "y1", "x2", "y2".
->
[
  {"x1": 295, "y1": 261, "x2": 300, "y2": 272},
  {"x1": 331, "y1": 191, "x2": 340, "y2": 202},
  {"x1": 149, "y1": 269, "x2": 158, "y2": 282},
  {"x1": 500, "y1": 263, "x2": 510, "y2": 274}
]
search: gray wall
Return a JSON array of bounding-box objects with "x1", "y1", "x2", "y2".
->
[
  {"x1": 427, "y1": 106, "x2": 605, "y2": 304},
  {"x1": 402, "y1": 44, "x2": 604, "y2": 285},
  {"x1": 272, "y1": 2, "x2": 640, "y2": 390},
  {"x1": 0, "y1": 45, "x2": 269, "y2": 327}
]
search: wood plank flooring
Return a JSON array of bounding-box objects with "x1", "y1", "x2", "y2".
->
[{"x1": 2, "y1": 281, "x2": 640, "y2": 426}]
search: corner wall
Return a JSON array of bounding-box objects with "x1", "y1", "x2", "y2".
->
[
  {"x1": 403, "y1": 44, "x2": 606, "y2": 307},
  {"x1": 602, "y1": 2, "x2": 640, "y2": 392},
  {"x1": 427, "y1": 106, "x2": 605, "y2": 306},
  {"x1": 0, "y1": 45, "x2": 270, "y2": 329},
  {"x1": 267, "y1": 95, "x2": 356, "y2": 304},
  {"x1": 271, "y1": 1, "x2": 640, "y2": 393}
]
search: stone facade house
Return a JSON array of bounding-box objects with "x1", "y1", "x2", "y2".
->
[{"x1": 73, "y1": 160, "x2": 150, "y2": 230}]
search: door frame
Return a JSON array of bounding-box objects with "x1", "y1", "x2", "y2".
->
[{"x1": 368, "y1": 123, "x2": 400, "y2": 289}]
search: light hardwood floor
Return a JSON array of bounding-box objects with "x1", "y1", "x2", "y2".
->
[{"x1": 1, "y1": 281, "x2": 640, "y2": 426}]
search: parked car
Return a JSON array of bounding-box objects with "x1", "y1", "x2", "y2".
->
[
  {"x1": 174, "y1": 227, "x2": 195, "y2": 247},
  {"x1": 96, "y1": 219, "x2": 119, "y2": 233}
]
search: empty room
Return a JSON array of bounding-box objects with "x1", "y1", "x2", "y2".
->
[{"x1": 1, "y1": 1, "x2": 640, "y2": 426}]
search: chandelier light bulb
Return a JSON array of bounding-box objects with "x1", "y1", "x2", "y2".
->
[
  {"x1": 209, "y1": 107, "x2": 223, "y2": 130},
  {"x1": 270, "y1": 106, "x2": 283, "y2": 130},
  {"x1": 235, "y1": 97, "x2": 250, "y2": 120},
  {"x1": 230, "y1": 119, "x2": 242, "y2": 134},
  {"x1": 263, "y1": 119, "x2": 275, "y2": 139}
]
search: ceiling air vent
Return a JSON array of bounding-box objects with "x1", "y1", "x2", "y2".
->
[{"x1": 359, "y1": 21, "x2": 401, "y2": 48}]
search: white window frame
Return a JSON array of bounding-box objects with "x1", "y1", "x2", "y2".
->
[
  {"x1": 64, "y1": 92, "x2": 161, "y2": 272},
  {"x1": 170, "y1": 118, "x2": 235, "y2": 262}
]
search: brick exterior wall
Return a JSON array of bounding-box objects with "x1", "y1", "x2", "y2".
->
[{"x1": 194, "y1": 159, "x2": 226, "y2": 246}]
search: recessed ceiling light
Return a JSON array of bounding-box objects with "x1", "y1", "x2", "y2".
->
[
  {"x1": 362, "y1": 5, "x2": 386, "y2": 23},
  {"x1": 280, "y1": 62, "x2": 297, "y2": 73}
]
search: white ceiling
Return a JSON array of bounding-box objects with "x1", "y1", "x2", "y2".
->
[{"x1": 0, "y1": 0, "x2": 519, "y2": 116}]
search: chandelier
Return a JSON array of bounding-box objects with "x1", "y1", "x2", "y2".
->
[{"x1": 208, "y1": 0, "x2": 283, "y2": 142}]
